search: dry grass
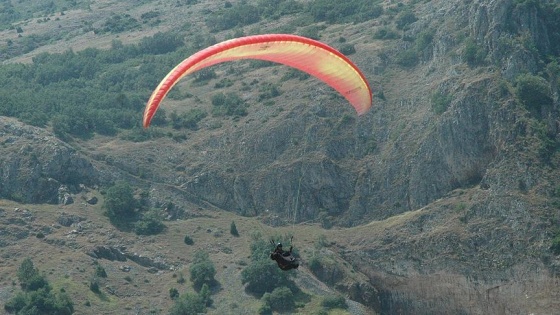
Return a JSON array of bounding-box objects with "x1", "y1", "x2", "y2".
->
[{"x1": 0, "y1": 191, "x2": 380, "y2": 314}]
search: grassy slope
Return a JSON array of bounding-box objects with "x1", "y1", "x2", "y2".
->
[{"x1": 0, "y1": 192, "x2": 379, "y2": 314}]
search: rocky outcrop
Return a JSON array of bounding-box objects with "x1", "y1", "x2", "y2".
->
[
  {"x1": 87, "y1": 245, "x2": 171, "y2": 270},
  {"x1": 0, "y1": 117, "x2": 99, "y2": 204},
  {"x1": 87, "y1": 245, "x2": 127, "y2": 261}
]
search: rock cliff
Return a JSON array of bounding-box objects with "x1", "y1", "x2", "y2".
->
[{"x1": 0, "y1": 117, "x2": 99, "y2": 203}]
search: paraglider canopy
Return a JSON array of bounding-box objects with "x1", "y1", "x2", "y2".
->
[{"x1": 143, "y1": 34, "x2": 372, "y2": 128}]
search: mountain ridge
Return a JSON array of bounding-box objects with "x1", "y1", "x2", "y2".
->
[{"x1": 0, "y1": 0, "x2": 559, "y2": 314}]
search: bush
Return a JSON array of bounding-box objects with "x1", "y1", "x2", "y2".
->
[
  {"x1": 17, "y1": 258, "x2": 48, "y2": 292},
  {"x1": 169, "y1": 288, "x2": 179, "y2": 299},
  {"x1": 258, "y1": 83, "x2": 282, "y2": 101},
  {"x1": 230, "y1": 221, "x2": 239, "y2": 237},
  {"x1": 89, "y1": 279, "x2": 100, "y2": 293},
  {"x1": 189, "y1": 250, "x2": 216, "y2": 289},
  {"x1": 169, "y1": 108, "x2": 208, "y2": 130},
  {"x1": 241, "y1": 251, "x2": 292, "y2": 296},
  {"x1": 431, "y1": 91, "x2": 453, "y2": 114},
  {"x1": 211, "y1": 92, "x2": 248, "y2": 117},
  {"x1": 133, "y1": 210, "x2": 166, "y2": 235},
  {"x1": 321, "y1": 295, "x2": 348, "y2": 310},
  {"x1": 6, "y1": 259, "x2": 74, "y2": 315},
  {"x1": 305, "y1": 0, "x2": 383, "y2": 24},
  {"x1": 184, "y1": 235, "x2": 194, "y2": 245},
  {"x1": 396, "y1": 10, "x2": 417, "y2": 29},
  {"x1": 463, "y1": 38, "x2": 486, "y2": 66},
  {"x1": 95, "y1": 265, "x2": 107, "y2": 278},
  {"x1": 103, "y1": 181, "x2": 137, "y2": 223},
  {"x1": 261, "y1": 286, "x2": 295, "y2": 312},
  {"x1": 339, "y1": 43, "x2": 356, "y2": 55},
  {"x1": 205, "y1": 3, "x2": 261, "y2": 32},
  {"x1": 169, "y1": 292, "x2": 205, "y2": 315},
  {"x1": 515, "y1": 74, "x2": 553, "y2": 115},
  {"x1": 395, "y1": 49, "x2": 418, "y2": 68},
  {"x1": 373, "y1": 28, "x2": 399, "y2": 40},
  {"x1": 199, "y1": 283, "x2": 212, "y2": 306}
]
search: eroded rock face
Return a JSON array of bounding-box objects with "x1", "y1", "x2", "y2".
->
[
  {"x1": 86, "y1": 245, "x2": 171, "y2": 270},
  {"x1": 0, "y1": 117, "x2": 99, "y2": 203}
]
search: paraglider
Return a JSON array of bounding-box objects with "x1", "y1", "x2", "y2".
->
[
  {"x1": 270, "y1": 239, "x2": 299, "y2": 271},
  {"x1": 142, "y1": 33, "x2": 372, "y2": 128}
]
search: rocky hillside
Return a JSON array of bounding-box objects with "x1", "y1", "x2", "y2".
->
[{"x1": 0, "y1": 0, "x2": 559, "y2": 314}]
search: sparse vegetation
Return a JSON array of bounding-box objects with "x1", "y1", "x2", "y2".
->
[
  {"x1": 95, "y1": 264, "x2": 107, "y2": 278},
  {"x1": 1, "y1": 0, "x2": 560, "y2": 314},
  {"x1": 260, "y1": 286, "x2": 296, "y2": 313},
  {"x1": 431, "y1": 91, "x2": 453, "y2": 114},
  {"x1": 514, "y1": 74, "x2": 553, "y2": 115},
  {"x1": 184, "y1": 235, "x2": 194, "y2": 245},
  {"x1": 103, "y1": 180, "x2": 137, "y2": 224},
  {"x1": 103, "y1": 181, "x2": 166, "y2": 234},
  {"x1": 463, "y1": 38, "x2": 486, "y2": 66},
  {"x1": 168, "y1": 292, "x2": 206, "y2": 315},
  {"x1": 5, "y1": 258, "x2": 74, "y2": 314},
  {"x1": 321, "y1": 294, "x2": 348, "y2": 310},
  {"x1": 230, "y1": 221, "x2": 239, "y2": 236},
  {"x1": 211, "y1": 92, "x2": 248, "y2": 117},
  {"x1": 189, "y1": 250, "x2": 216, "y2": 289}
]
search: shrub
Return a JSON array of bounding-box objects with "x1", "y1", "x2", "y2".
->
[
  {"x1": 199, "y1": 283, "x2": 212, "y2": 306},
  {"x1": 258, "y1": 83, "x2": 282, "y2": 101},
  {"x1": 515, "y1": 74, "x2": 553, "y2": 114},
  {"x1": 261, "y1": 286, "x2": 295, "y2": 311},
  {"x1": 551, "y1": 232, "x2": 560, "y2": 255},
  {"x1": 95, "y1": 265, "x2": 107, "y2": 278},
  {"x1": 396, "y1": 10, "x2": 417, "y2": 29},
  {"x1": 17, "y1": 258, "x2": 48, "y2": 292},
  {"x1": 339, "y1": 43, "x2": 356, "y2": 55},
  {"x1": 133, "y1": 210, "x2": 166, "y2": 235},
  {"x1": 89, "y1": 279, "x2": 100, "y2": 293},
  {"x1": 395, "y1": 49, "x2": 418, "y2": 67},
  {"x1": 463, "y1": 38, "x2": 486, "y2": 66},
  {"x1": 6, "y1": 259, "x2": 74, "y2": 315},
  {"x1": 305, "y1": 0, "x2": 383, "y2": 24},
  {"x1": 103, "y1": 181, "x2": 137, "y2": 223},
  {"x1": 169, "y1": 292, "x2": 205, "y2": 315},
  {"x1": 373, "y1": 28, "x2": 399, "y2": 40},
  {"x1": 321, "y1": 295, "x2": 348, "y2": 310},
  {"x1": 184, "y1": 235, "x2": 194, "y2": 245},
  {"x1": 431, "y1": 91, "x2": 453, "y2": 114},
  {"x1": 211, "y1": 92, "x2": 248, "y2": 117},
  {"x1": 241, "y1": 239, "x2": 293, "y2": 296},
  {"x1": 230, "y1": 221, "x2": 239, "y2": 237},
  {"x1": 169, "y1": 288, "x2": 179, "y2": 299},
  {"x1": 189, "y1": 250, "x2": 216, "y2": 289}
]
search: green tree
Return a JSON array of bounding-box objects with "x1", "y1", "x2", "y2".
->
[
  {"x1": 168, "y1": 292, "x2": 205, "y2": 315},
  {"x1": 189, "y1": 250, "x2": 216, "y2": 289},
  {"x1": 199, "y1": 283, "x2": 212, "y2": 306},
  {"x1": 104, "y1": 181, "x2": 137, "y2": 223},
  {"x1": 134, "y1": 209, "x2": 166, "y2": 235},
  {"x1": 184, "y1": 234, "x2": 194, "y2": 245},
  {"x1": 261, "y1": 286, "x2": 295, "y2": 312},
  {"x1": 5, "y1": 259, "x2": 74, "y2": 314},
  {"x1": 463, "y1": 38, "x2": 486, "y2": 66},
  {"x1": 321, "y1": 294, "x2": 348, "y2": 310},
  {"x1": 169, "y1": 288, "x2": 179, "y2": 299},
  {"x1": 431, "y1": 91, "x2": 453, "y2": 114},
  {"x1": 211, "y1": 92, "x2": 248, "y2": 117},
  {"x1": 95, "y1": 264, "x2": 107, "y2": 278},
  {"x1": 396, "y1": 10, "x2": 417, "y2": 29},
  {"x1": 515, "y1": 74, "x2": 553, "y2": 115},
  {"x1": 17, "y1": 258, "x2": 48, "y2": 292},
  {"x1": 241, "y1": 237, "x2": 294, "y2": 297},
  {"x1": 230, "y1": 221, "x2": 239, "y2": 237}
]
